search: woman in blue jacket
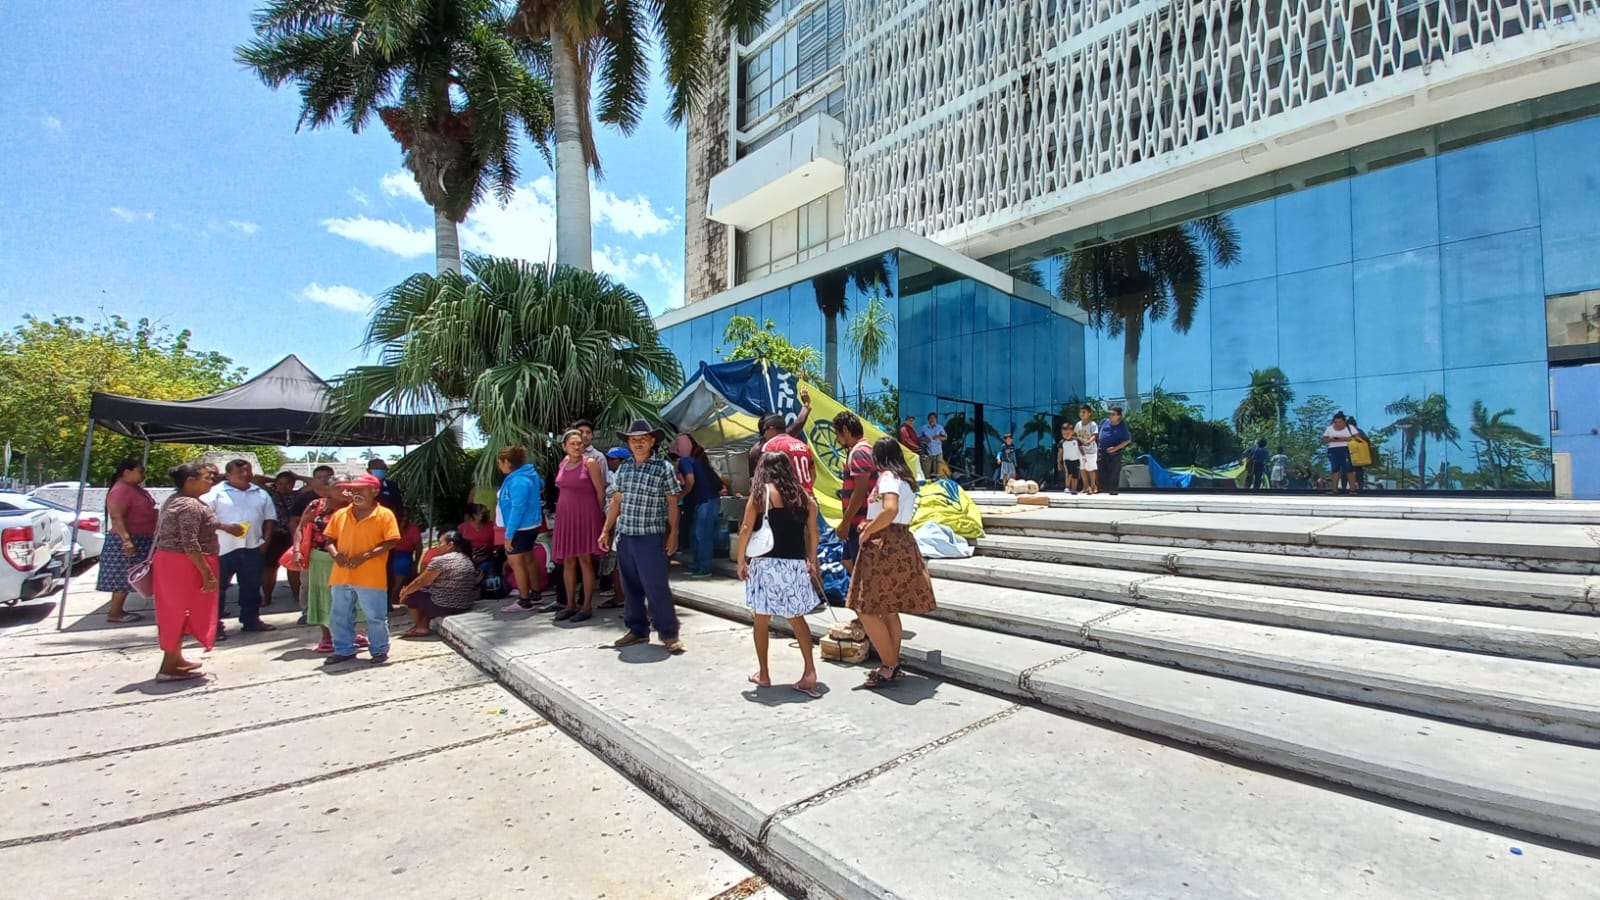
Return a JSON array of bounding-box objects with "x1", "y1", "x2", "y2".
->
[{"x1": 497, "y1": 445, "x2": 546, "y2": 612}]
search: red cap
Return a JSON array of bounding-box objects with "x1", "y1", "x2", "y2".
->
[{"x1": 338, "y1": 473, "x2": 383, "y2": 491}]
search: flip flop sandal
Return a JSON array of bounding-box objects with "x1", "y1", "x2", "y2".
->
[
  {"x1": 859, "y1": 667, "x2": 895, "y2": 689},
  {"x1": 155, "y1": 671, "x2": 205, "y2": 682},
  {"x1": 793, "y1": 681, "x2": 822, "y2": 699},
  {"x1": 107, "y1": 613, "x2": 144, "y2": 624},
  {"x1": 747, "y1": 673, "x2": 771, "y2": 687}
]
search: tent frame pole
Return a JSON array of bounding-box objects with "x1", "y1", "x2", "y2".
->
[{"x1": 58, "y1": 421, "x2": 96, "y2": 631}]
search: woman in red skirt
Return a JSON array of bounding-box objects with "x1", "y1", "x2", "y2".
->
[
  {"x1": 150, "y1": 462, "x2": 244, "y2": 680},
  {"x1": 846, "y1": 437, "x2": 937, "y2": 689}
]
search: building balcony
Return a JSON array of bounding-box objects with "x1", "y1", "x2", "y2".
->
[{"x1": 707, "y1": 113, "x2": 846, "y2": 230}]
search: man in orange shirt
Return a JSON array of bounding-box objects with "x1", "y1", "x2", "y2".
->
[{"x1": 323, "y1": 474, "x2": 401, "y2": 665}]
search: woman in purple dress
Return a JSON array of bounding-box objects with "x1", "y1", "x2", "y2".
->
[{"x1": 552, "y1": 428, "x2": 606, "y2": 622}]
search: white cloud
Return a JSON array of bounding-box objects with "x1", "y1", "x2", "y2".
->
[
  {"x1": 110, "y1": 207, "x2": 136, "y2": 222},
  {"x1": 322, "y1": 215, "x2": 433, "y2": 258},
  {"x1": 348, "y1": 187, "x2": 371, "y2": 207},
  {"x1": 229, "y1": 220, "x2": 260, "y2": 236},
  {"x1": 42, "y1": 115, "x2": 61, "y2": 131},
  {"x1": 300, "y1": 283, "x2": 374, "y2": 314},
  {"x1": 459, "y1": 177, "x2": 557, "y2": 261},
  {"x1": 381, "y1": 171, "x2": 424, "y2": 202},
  {"x1": 592, "y1": 245, "x2": 682, "y2": 309},
  {"x1": 591, "y1": 188, "x2": 675, "y2": 237}
]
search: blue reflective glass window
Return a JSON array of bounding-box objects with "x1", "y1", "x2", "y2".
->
[
  {"x1": 1050, "y1": 316, "x2": 1085, "y2": 406},
  {"x1": 1440, "y1": 229, "x2": 1545, "y2": 369},
  {"x1": 687, "y1": 314, "x2": 715, "y2": 367},
  {"x1": 1209, "y1": 277, "x2": 1279, "y2": 392},
  {"x1": 1437, "y1": 133, "x2": 1539, "y2": 243},
  {"x1": 1151, "y1": 288, "x2": 1213, "y2": 395},
  {"x1": 1208, "y1": 387, "x2": 1245, "y2": 425},
  {"x1": 933, "y1": 336, "x2": 959, "y2": 397},
  {"x1": 1277, "y1": 264, "x2": 1354, "y2": 383},
  {"x1": 1350, "y1": 156, "x2": 1439, "y2": 259},
  {"x1": 1353, "y1": 248, "x2": 1444, "y2": 376},
  {"x1": 1354, "y1": 370, "x2": 1444, "y2": 475},
  {"x1": 787, "y1": 284, "x2": 824, "y2": 359},
  {"x1": 1296, "y1": 378, "x2": 1359, "y2": 424},
  {"x1": 1275, "y1": 180, "x2": 1352, "y2": 274},
  {"x1": 1536, "y1": 116, "x2": 1600, "y2": 295},
  {"x1": 758, "y1": 287, "x2": 790, "y2": 340},
  {"x1": 1083, "y1": 333, "x2": 1105, "y2": 399},
  {"x1": 934, "y1": 281, "x2": 966, "y2": 336},
  {"x1": 1442, "y1": 362, "x2": 1551, "y2": 484},
  {"x1": 1209, "y1": 200, "x2": 1277, "y2": 286},
  {"x1": 1009, "y1": 326, "x2": 1038, "y2": 409},
  {"x1": 1092, "y1": 327, "x2": 1151, "y2": 406},
  {"x1": 980, "y1": 285, "x2": 1011, "y2": 331},
  {"x1": 900, "y1": 391, "x2": 933, "y2": 426}
]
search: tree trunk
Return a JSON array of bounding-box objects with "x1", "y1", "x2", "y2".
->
[
  {"x1": 1122, "y1": 328, "x2": 1142, "y2": 415},
  {"x1": 824, "y1": 314, "x2": 839, "y2": 393},
  {"x1": 551, "y1": 30, "x2": 591, "y2": 270},
  {"x1": 1417, "y1": 437, "x2": 1427, "y2": 490},
  {"x1": 435, "y1": 208, "x2": 461, "y2": 275}
]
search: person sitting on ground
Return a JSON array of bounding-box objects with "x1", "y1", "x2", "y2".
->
[
  {"x1": 388, "y1": 509, "x2": 422, "y2": 608},
  {"x1": 737, "y1": 451, "x2": 822, "y2": 697},
  {"x1": 399, "y1": 530, "x2": 479, "y2": 637}
]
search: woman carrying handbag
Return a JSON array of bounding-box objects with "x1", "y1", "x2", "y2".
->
[{"x1": 736, "y1": 451, "x2": 822, "y2": 698}]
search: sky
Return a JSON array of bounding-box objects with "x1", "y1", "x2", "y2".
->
[{"x1": 0, "y1": 0, "x2": 691, "y2": 389}]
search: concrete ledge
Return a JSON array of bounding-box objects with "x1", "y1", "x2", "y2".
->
[
  {"x1": 968, "y1": 490, "x2": 1600, "y2": 525},
  {"x1": 669, "y1": 578, "x2": 1600, "y2": 849},
  {"x1": 929, "y1": 556, "x2": 1600, "y2": 664},
  {"x1": 974, "y1": 534, "x2": 1600, "y2": 612},
  {"x1": 983, "y1": 509, "x2": 1600, "y2": 573}
]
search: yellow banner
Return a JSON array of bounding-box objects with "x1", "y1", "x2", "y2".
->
[{"x1": 794, "y1": 380, "x2": 916, "y2": 528}]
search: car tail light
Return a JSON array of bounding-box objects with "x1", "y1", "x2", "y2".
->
[
  {"x1": 76, "y1": 517, "x2": 101, "y2": 532},
  {"x1": 3, "y1": 525, "x2": 34, "y2": 571}
]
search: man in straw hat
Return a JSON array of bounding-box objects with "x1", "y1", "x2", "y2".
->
[{"x1": 599, "y1": 419, "x2": 684, "y2": 654}]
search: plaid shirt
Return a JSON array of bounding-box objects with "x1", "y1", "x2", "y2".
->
[{"x1": 613, "y1": 456, "x2": 678, "y2": 535}]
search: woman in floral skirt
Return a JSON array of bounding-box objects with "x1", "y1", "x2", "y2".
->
[
  {"x1": 847, "y1": 436, "x2": 936, "y2": 689},
  {"x1": 736, "y1": 451, "x2": 821, "y2": 697}
]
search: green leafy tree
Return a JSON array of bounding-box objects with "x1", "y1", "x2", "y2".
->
[
  {"x1": 0, "y1": 315, "x2": 275, "y2": 483},
  {"x1": 1385, "y1": 392, "x2": 1460, "y2": 490},
  {"x1": 856, "y1": 379, "x2": 899, "y2": 433},
  {"x1": 1468, "y1": 401, "x2": 1548, "y2": 490},
  {"x1": 511, "y1": 0, "x2": 771, "y2": 268},
  {"x1": 718, "y1": 316, "x2": 824, "y2": 386},
  {"x1": 812, "y1": 255, "x2": 892, "y2": 389},
  {"x1": 327, "y1": 256, "x2": 682, "y2": 497},
  {"x1": 1124, "y1": 387, "x2": 1242, "y2": 469},
  {"x1": 844, "y1": 293, "x2": 895, "y2": 410},
  {"x1": 1061, "y1": 216, "x2": 1240, "y2": 415},
  {"x1": 1232, "y1": 367, "x2": 1295, "y2": 433},
  {"x1": 239, "y1": 0, "x2": 553, "y2": 275}
]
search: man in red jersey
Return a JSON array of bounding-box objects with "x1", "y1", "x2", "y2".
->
[{"x1": 746, "y1": 387, "x2": 812, "y2": 484}]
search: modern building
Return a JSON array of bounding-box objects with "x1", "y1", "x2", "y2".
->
[{"x1": 661, "y1": 0, "x2": 1600, "y2": 495}]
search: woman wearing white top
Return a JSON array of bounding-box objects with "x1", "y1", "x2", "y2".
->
[
  {"x1": 1320, "y1": 411, "x2": 1359, "y2": 495},
  {"x1": 846, "y1": 437, "x2": 938, "y2": 689}
]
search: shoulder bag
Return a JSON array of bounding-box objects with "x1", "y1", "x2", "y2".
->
[
  {"x1": 126, "y1": 499, "x2": 166, "y2": 598},
  {"x1": 1348, "y1": 431, "x2": 1374, "y2": 468},
  {"x1": 745, "y1": 486, "x2": 775, "y2": 558}
]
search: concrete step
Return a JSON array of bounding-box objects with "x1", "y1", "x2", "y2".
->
[
  {"x1": 664, "y1": 578, "x2": 1600, "y2": 850},
  {"x1": 901, "y1": 578, "x2": 1600, "y2": 745},
  {"x1": 981, "y1": 506, "x2": 1600, "y2": 574},
  {"x1": 928, "y1": 555, "x2": 1600, "y2": 664},
  {"x1": 975, "y1": 533, "x2": 1600, "y2": 612},
  {"x1": 970, "y1": 490, "x2": 1600, "y2": 525}
]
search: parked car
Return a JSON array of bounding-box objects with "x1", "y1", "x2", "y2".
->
[
  {"x1": 31, "y1": 481, "x2": 87, "y2": 495},
  {"x1": 9, "y1": 494, "x2": 105, "y2": 561},
  {"x1": 0, "y1": 504, "x2": 67, "y2": 606}
]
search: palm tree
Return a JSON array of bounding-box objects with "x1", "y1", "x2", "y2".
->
[
  {"x1": 812, "y1": 254, "x2": 892, "y2": 390},
  {"x1": 1233, "y1": 367, "x2": 1295, "y2": 432},
  {"x1": 327, "y1": 255, "x2": 682, "y2": 491},
  {"x1": 1469, "y1": 401, "x2": 1545, "y2": 489},
  {"x1": 512, "y1": 0, "x2": 772, "y2": 269},
  {"x1": 238, "y1": 0, "x2": 553, "y2": 275},
  {"x1": 1385, "y1": 392, "x2": 1461, "y2": 489},
  {"x1": 1060, "y1": 216, "x2": 1241, "y2": 415},
  {"x1": 844, "y1": 293, "x2": 895, "y2": 410}
]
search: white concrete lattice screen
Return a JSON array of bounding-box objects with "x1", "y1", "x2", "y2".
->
[{"x1": 844, "y1": 0, "x2": 1600, "y2": 242}]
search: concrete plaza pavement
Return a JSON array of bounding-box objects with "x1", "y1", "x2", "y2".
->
[{"x1": 0, "y1": 576, "x2": 777, "y2": 900}]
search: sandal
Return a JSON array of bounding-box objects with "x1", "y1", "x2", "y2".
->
[
  {"x1": 155, "y1": 670, "x2": 205, "y2": 682},
  {"x1": 400, "y1": 628, "x2": 432, "y2": 639},
  {"x1": 859, "y1": 666, "x2": 896, "y2": 689},
  {"x1": 748, "y1": 672, "x2": 771, "y2": 687},
  {"x1": 106, "y1": 613, "x2": 144, "y2": 624},
  {"x1": 793, "y1": 677, "x2": 822, "y2": 699},
  {"x1": 890, "y1": 665, "x2": 905, "y2": 681}
]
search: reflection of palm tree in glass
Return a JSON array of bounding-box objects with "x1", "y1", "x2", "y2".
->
[
  {"x1": 1469, "y1": 401, "x2": 1545, "y2": 489},
  {"x1": 1060, "y1": 216, "x2": 1240, "y2": 415},
  {"x1": 1233, "y1": 367, "x2": 1295, "y2": 434},
  {"x1": 812, "y1": 255, "x2": 892, "y2": 391},
  {"x1": 1385, "y1": 393, "x2": 1460, "y2": 490}
]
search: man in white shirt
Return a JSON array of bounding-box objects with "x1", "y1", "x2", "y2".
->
[
  {"x1": 919, "y1": 413, "x2": 948, "y2": 478},
  {"x1": 1074, "y1": 405, "x2": 1100, "y2": 494},
  {"x1": 205, "y1": 459, "x2": 278, "y2": 639}
]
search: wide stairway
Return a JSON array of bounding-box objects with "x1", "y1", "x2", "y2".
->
[{"x1": 443, "y1": 492, "x2": 1600, "y2": 898}]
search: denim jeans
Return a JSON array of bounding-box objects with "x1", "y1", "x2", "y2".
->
[
  {"x1": 217, "y1": 547, "x2": 266, "y2": 628},
  {"x1": 330, "y1": 584, "x2": 390, "y2": 656},
  {"x1": 688, "y1": 501, "x2": 717, "y2": 574},
  {"x1": 617, "y1": 534, "x2": 678, "y2": 640}
]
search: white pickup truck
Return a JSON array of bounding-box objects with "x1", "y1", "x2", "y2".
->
[{"x1": 0, "y1": 503, "x2": 68, "y2": 606}]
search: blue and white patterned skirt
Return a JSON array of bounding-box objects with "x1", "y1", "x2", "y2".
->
[
  {"x1": 97, "y1": 534, "x2": 154, "y2": 593},
  {"x1": 744, "y1": 557, "x2": 817, "y2": 619}
]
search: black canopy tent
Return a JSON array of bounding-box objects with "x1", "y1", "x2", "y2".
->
[{"x1": 60, "y1": 355, "x2": 435, "y2": 629}]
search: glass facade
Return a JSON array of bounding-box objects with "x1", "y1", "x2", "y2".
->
[
  {"x1": 738, "y1": 0, "x2": 845, "y2": 128},
  {"x1": 658, "y1": 250, "x2": 1087, "y2": 480},
  {"x1": 737, "y1": 188, "x2": 847, "y2": 282}
]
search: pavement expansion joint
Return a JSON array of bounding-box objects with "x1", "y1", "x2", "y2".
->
[
  {"x1": 754, "y1": 703, "x2": 1023, "y2": 843},
  {"x1": 0, "y1": 723, "x2": 546, "y2": 852},
  {"x1": 1017, "y1": 651, "x2": 1087, "y2": 697},
  {"x1": 1077, "y1": 606, "x2": 1137, "y2": 640},
  {"x1": 1124, "y1": 573, "x2": 1165, "y2": 599},
  {"x1": 1305, "y1": 519, "x2": 1351, "y2": 544},
  {"x1": 0, "y1": 649, "x2": 461, "y2": 724},
  {"x1": 0, "y1": 679, "x2": 495, "y2": 774},
  {"x1": 706, "y1": 875, "x2": 770, "y2": 900}
]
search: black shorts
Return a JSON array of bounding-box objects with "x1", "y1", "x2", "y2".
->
[
  {"x1": 1065, "y1": 459, "x2": 1081, "y2": 477},
  {"x1": 264, "y1": 529, "x2": 292, "y2": 564},
  {"x1": 843, "y1": 525, "x2": 863, "y2": 562},
  {"x1": 508, "y1": 527, "x2": 539, "y2": 554}
]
